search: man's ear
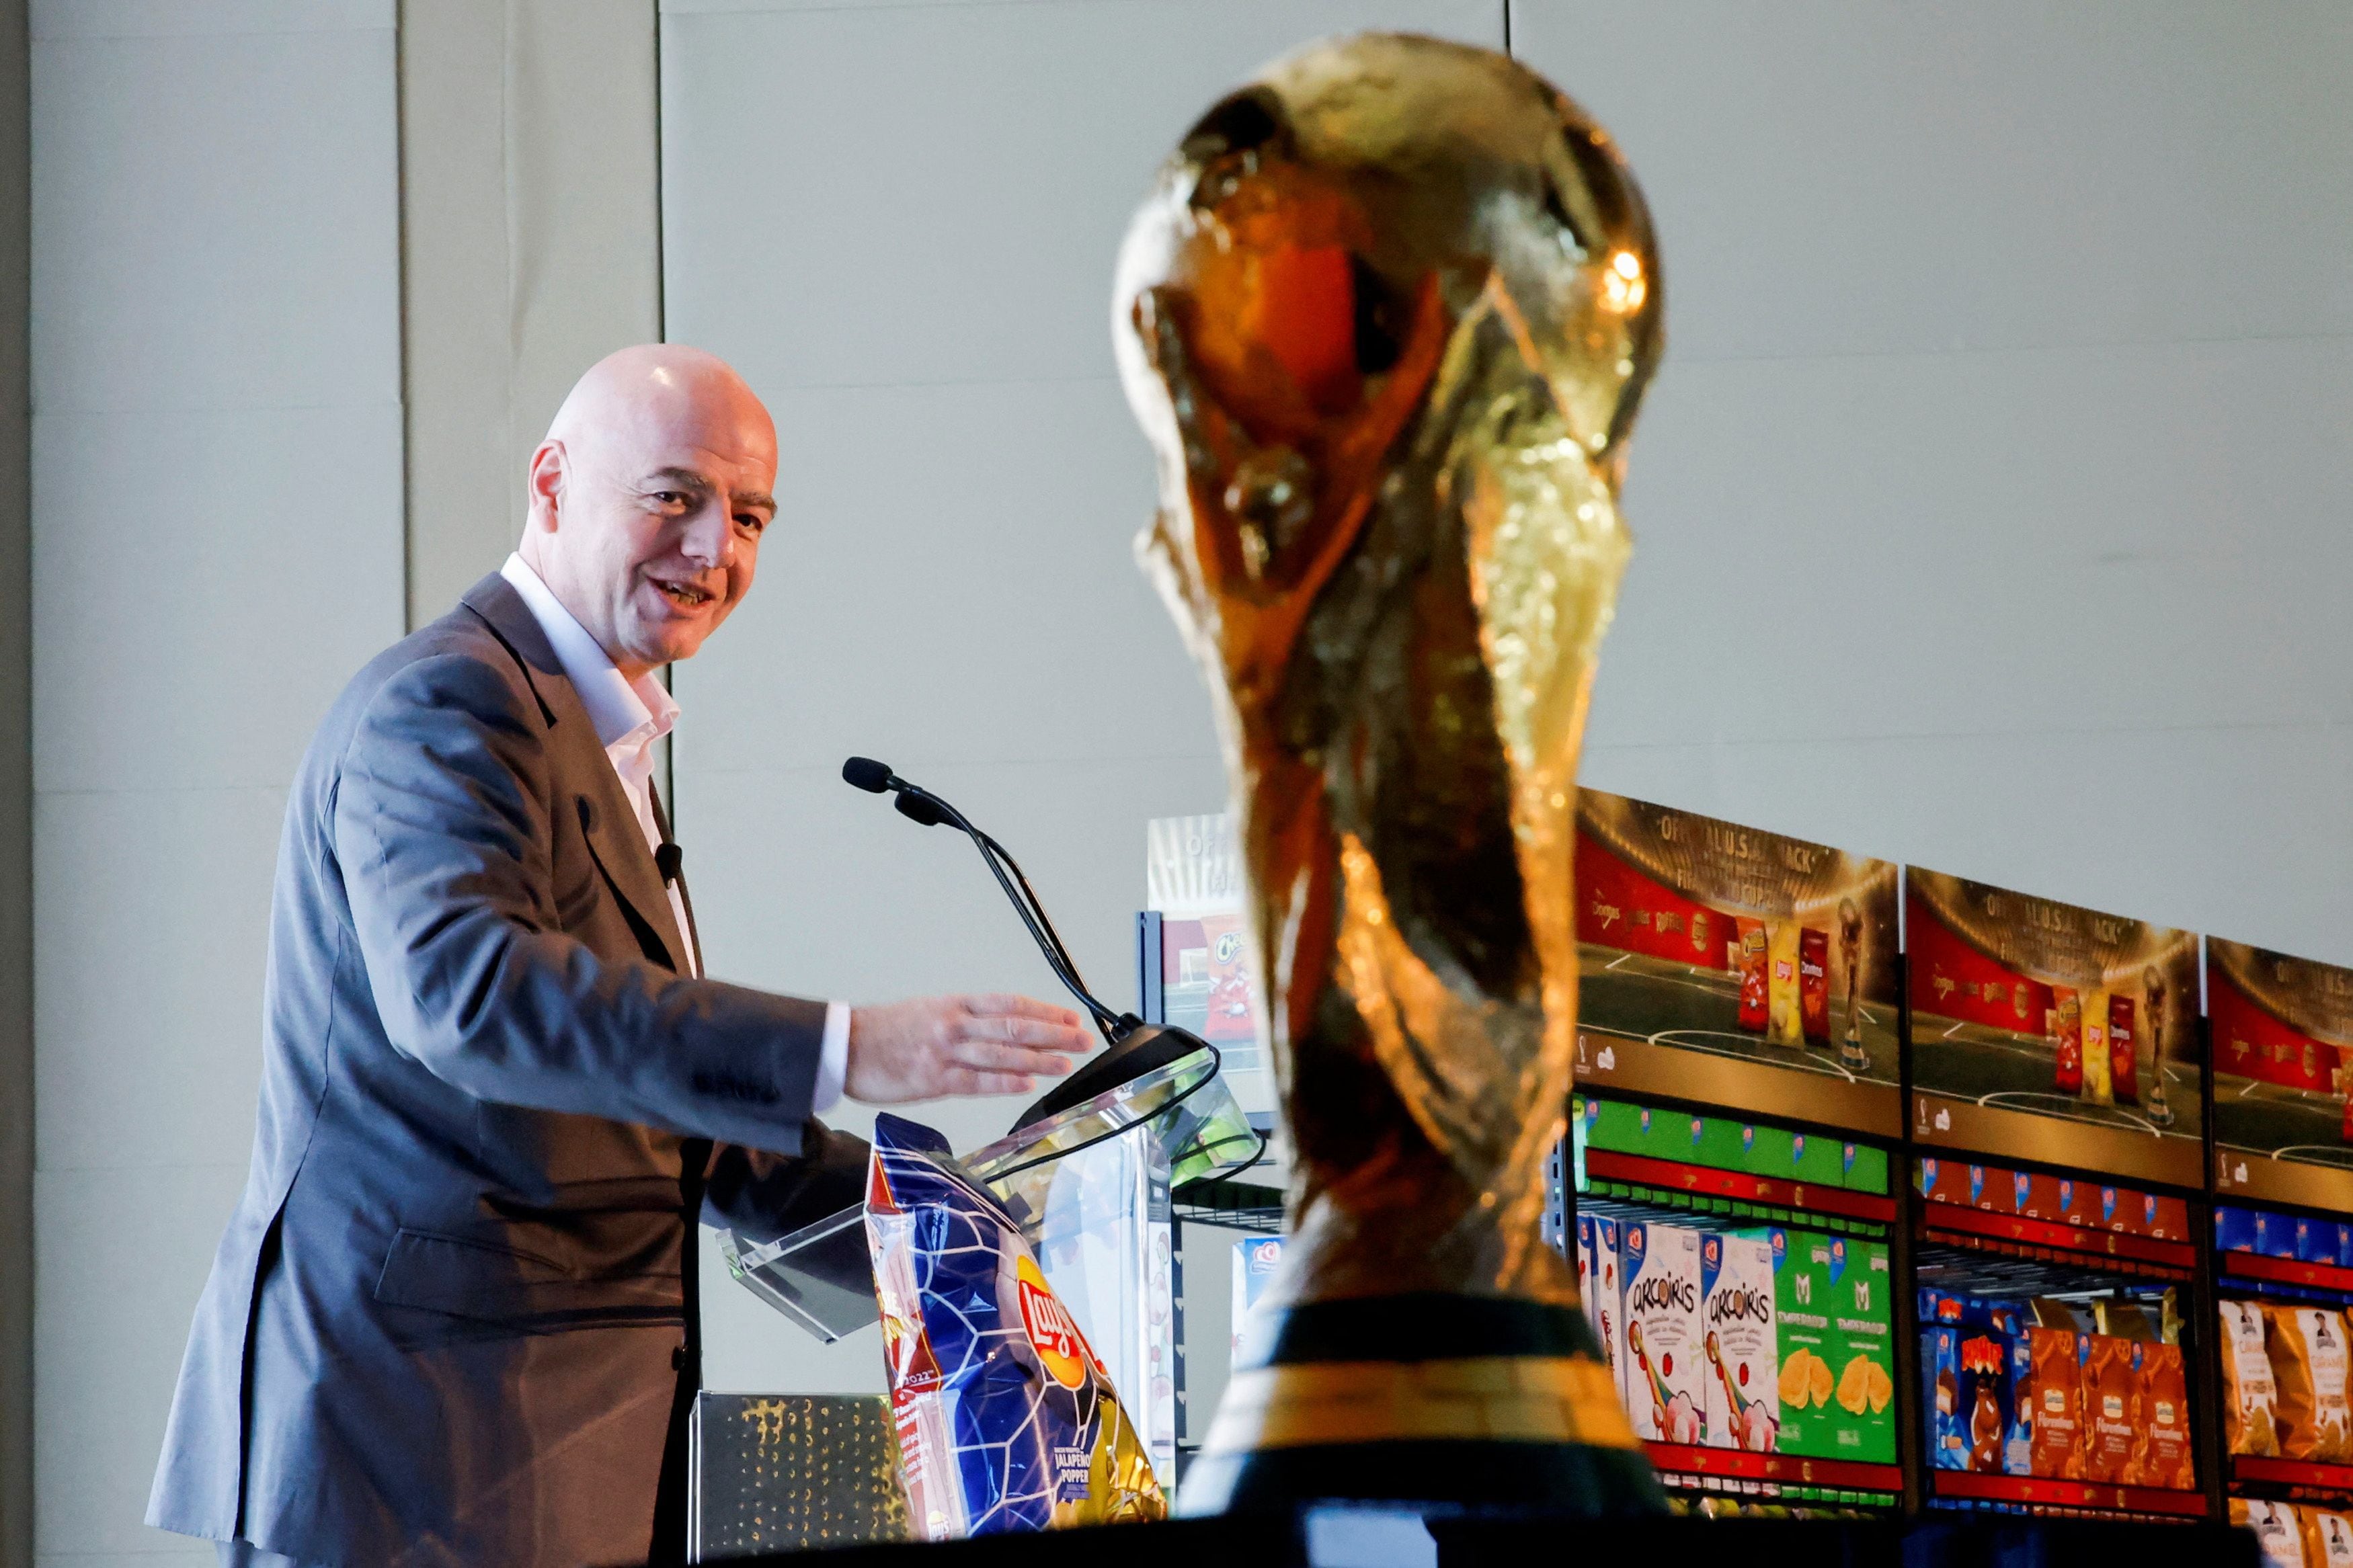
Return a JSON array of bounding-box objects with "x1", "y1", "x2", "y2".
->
[{"x1": 526, "y1": 439, "x2": 567, "y2": 529}]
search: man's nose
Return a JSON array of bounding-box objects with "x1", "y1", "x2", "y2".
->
[{"x1": 678, "y1": 501, "x2": 733, "y2": 567}]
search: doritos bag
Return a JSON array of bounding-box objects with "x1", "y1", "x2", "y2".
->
[{"x1": 865, "y1": 1114, "x2": 1165, "y2": 1538}]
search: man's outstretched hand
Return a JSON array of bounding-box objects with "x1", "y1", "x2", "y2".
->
[{"x1": 844, "y1": 993, "x2": 1094, "y2": 1103}]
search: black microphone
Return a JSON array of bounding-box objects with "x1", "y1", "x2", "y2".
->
[
  {"x1": 842, "y1": 755, "x2": 895, "y2": 794},
  {"x1": 655, "y1": 842, "x2": 683, "y2": 885},
  {"x1": 842, "y1": 754, "x2": 1221, "y2": 1130}
]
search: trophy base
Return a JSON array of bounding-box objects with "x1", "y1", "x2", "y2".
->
[
  {"x1": 1179, "y1": 1293, "x2": 1665, "y2": 1518},
  {"x1": 1178, "y1": 1436, "x2": 1664, "y2": 1517}
]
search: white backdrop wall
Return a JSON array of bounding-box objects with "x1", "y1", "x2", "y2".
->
[{"x1": 28, "y1": 3, "x2": 403, "y2": 1563}]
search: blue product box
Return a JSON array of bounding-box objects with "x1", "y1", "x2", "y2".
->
[{"x1": 2216, "y1": 1204, "x2": 2258, "y2": 1254}]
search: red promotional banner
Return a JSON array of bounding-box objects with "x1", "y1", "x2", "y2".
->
[
  {"x1": 1905, "y1": 883, "x2": 2055, "y2": 1039},
  {"x1": 1575, "y1": 831, "x2": 1724, "y2": 968},
  {"x1": 2210, "y1": 954, "x2": 2346, "y2": 1094}
]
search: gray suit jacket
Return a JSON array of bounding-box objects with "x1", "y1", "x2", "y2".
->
[{"x1": 149, "y1": 574, "x2": 864, "y2": 1567}]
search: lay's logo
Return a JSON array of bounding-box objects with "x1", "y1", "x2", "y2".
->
[{"x1": 1015, "y1": 1255, "x2": 1089, "y2": 1391}]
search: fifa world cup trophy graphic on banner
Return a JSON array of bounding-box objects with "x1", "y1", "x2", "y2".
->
[{"x1": 1113, "y1": 34, "x2": 1665, "y2": 1512}]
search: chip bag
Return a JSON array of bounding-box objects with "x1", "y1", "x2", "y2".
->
[
  {"x1": 2269, "y1": 1305, "x2": 2353, "y2": 1463},
  {"x1": 2306, "y1": 1507, "x2": 2353, "y2": 1568},
  {"x1": 2223, "y1": 1298, "x2": 2283, "y2": 1457},
  {"x1": 865, "y1": 1114, "x2": 1166, "y2": 1538}
]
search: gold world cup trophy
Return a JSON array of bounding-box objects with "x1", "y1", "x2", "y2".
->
[{"x1": 1113, "y1": 34, "x2": 1666, "y2": 1512}]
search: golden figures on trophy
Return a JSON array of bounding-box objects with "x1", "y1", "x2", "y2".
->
[{"x1": 1114, "y1": 33, "x2": 1666, "y2": 1510}]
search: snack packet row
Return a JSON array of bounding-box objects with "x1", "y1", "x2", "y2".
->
[
  {"x1": 865, "y1": 1114, "x2": 1165, "y2": 1538},
  {"x1": 1921, "y1": 1289, "x2": 2194, "y2": 1489},
  {"x1": 2223, "y1": 1298, "x2": 2353, "y2": 1462},
  {"x1": 2235, "y1": 1498, "x2": 2353, "y2": 1568},
  {"x1": 1728, "y1": 916, "x2": 1834, "y2": 1047},
  {"x1": 1578, "y1": 1217, "x2": 1895, "y2": 1463}
]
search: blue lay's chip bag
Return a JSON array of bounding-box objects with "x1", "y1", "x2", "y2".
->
[{"x1": 865, "y1": 1114, "x2": 1165, "y2": 1538}]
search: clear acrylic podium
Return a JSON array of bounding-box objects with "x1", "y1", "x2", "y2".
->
[{"x1": 717, "y1": 1043, "x2": 1261, "y2": 1491}]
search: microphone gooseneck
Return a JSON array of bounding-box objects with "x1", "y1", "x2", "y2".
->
[{"x1": 842, "y1": 755, "x2": 1123, "y2": 1042}]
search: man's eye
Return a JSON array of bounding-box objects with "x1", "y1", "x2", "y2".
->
[
  {"x1": 737, "y1": 514, "x2": 768, "y2": 534},
  {"x1": 652, "y1": 491, "x2": 685, "y2": 505}
]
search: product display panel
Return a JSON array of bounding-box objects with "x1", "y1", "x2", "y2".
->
[
  {"x1": 2211, "y1": 941, "x2": 2353, "y2": 1217},
  {"x1": 1566, "y1": 1093, "x2": 1903, "y2": 1517},
  {"x1": 1905, "y1": 868, "x2": 2203, "y2": 1188},
  {"x1": 1573, "y1": 792, "x2": 1903, "y2": 1137},
  {"x1": 2213, "y1": 1199, "x2": 2353, "y2": 1530},
  {"x1": 1911, "y1": 1155, "x2": 2208, "y2": 1522}
]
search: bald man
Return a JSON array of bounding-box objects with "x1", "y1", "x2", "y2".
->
[{"x1": 147, "y1": 346, "x2": 1093, "y2": 1568}]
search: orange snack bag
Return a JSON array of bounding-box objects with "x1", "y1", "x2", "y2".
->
[
  {"x1": 2132, "y1": 1341, "x2": 2194, "y2": 1489},
  {"x1": 2223, "y1": 1299, "x2": 2282, "y2": 1456},
  {"x1": 2079, "y1": 1333, "x2": 2137, "y2": 1483},
  {"x1": 2026, "y1": 1327, "x2": 2085, "y2": 1480},
  {"x1": 2268, "y1": 1305, "x2": 2353, "y2": 1462}
]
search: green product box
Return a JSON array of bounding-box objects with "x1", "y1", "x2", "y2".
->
[
  {"x1": 1744, "y1": 1124, "x2": 1845, "y2": 1187},
  {"x1": 1786, "y1": 1130, "x2": 1846, "y2": 1188},
  {"x1": 1761, "y1": 1229, "x2": 1897, "y2": 1465},
  {"x1": 1826, "y1": 1237, "x2": 1897, "y2": 1464},
  {"x1": 1684, "y1": 1113, "x2": 1747, "y2": 1171},
  {"x1": 1741, "y1": 1124, "x2": 1794, "y2": 1178},
  {"x1": 1839, "y1": 1142, "x2": 1890, "y2": 1195},
  {"x1": 1580, "y1": 1096, "x2": 1648, "y2": 1156}
]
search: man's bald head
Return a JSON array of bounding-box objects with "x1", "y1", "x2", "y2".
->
[{"x1": 521, "y1": 344, "x2": 779, "y2": 680}]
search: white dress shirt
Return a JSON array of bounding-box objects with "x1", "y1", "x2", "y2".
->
[{"x1": 500, "y1": 554, "x2": 849, "y2": 1112}]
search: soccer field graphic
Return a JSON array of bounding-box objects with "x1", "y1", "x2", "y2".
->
[
  {"x1": 1578, "y1": 947, "x2": 1899, "y2": 1087},
  {"x1": 1907, "y1": 1009, "x2": 2195, "y2": 1139},
  {"x1": 1905, "y1": 868, "x2": 2201, "y2": 1178}
]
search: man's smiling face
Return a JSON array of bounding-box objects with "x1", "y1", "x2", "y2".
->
[{"x1": 524, "y1": 345, "x2": 779, "y2": 680}]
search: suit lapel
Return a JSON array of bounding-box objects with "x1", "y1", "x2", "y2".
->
[{"x1": 460, "y1": 574, "x2": 690, "y2": 975}]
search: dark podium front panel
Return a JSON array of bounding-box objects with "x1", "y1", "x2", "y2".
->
[{"x1": 690, "y1": 1393, "x2": 908, "y2": 1559}]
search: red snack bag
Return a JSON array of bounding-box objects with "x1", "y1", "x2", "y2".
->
[
  {"x1": 2049, "y1": 987, "x2": 2082, "y2": 1096},
  {"x1": 1736, "y1": 917, "x2": 1768, "y2": 1033},
  {"x1": 2108, "y1": 994, "x2": 2139, "y2": 1105},
  {"x1": 1799, "y1": 927, "x2": 1830, "y2": 1040}
]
